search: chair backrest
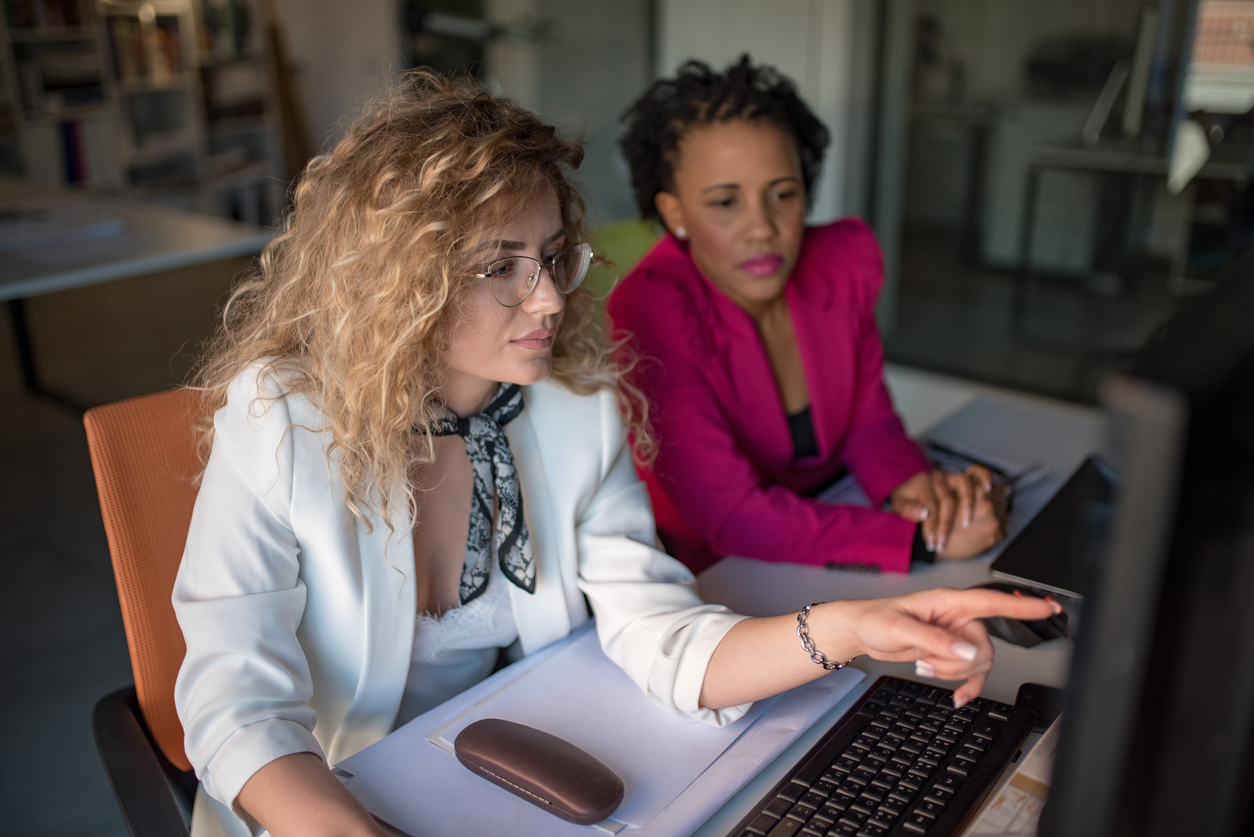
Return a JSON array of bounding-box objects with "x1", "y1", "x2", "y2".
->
[{"x1": 84, "y1": 388, "x2": 205, "y2": 772}]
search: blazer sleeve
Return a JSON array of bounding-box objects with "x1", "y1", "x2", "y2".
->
[
  {"x1": 833, "y1": 221, "x2": 933, "y2": 505},
  {"x1": 172, "y1": 373, "x2": 322, "y2": 813},
  {"x1": 614, "y1": 269, "x2": 920, "y2": 573},
  {"x1": 575, "y1": 390, "x2": 752, "y2": 727}
]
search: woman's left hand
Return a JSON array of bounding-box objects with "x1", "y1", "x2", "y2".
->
[{"x1": 890, "y1": 466, "x2": 1001, "y2": 553}]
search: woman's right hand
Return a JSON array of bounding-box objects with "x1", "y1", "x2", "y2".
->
[
  {"x1": 935, "y1": 482, "x2": 1006, "y2": 561},
  {"x1": 831, "y1": 587, "x2": 1058, "y2": 707},
  {"x1": 237, "y1": 752, "x2": 389, "y2": 837}
]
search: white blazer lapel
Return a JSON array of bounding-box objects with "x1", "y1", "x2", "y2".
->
[
  {"x1": 327, "y1": 489, "x2": 417, "y2": 763},
  {"x1": 506, "y1": 405, "x2": 573, "y2": 654}
]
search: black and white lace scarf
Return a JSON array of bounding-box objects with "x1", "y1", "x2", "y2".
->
[{"x1": 424, "y1": 383, "x2": 535, "y2": 604}]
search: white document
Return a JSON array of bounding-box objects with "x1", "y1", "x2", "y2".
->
[{"x1": 336, "y1": 622, "x2": 865, "y2": 837}]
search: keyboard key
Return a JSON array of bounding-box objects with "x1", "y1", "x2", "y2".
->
[
  {"x1": 947, "y1": 759, "x2": 974, "y2": 778},
  {"x1": 959, "y1": 745, "x2": 984, "y2": 762},
  {"x1": 934, "y1": 775, "x2": 963, "y2": 793},
  {"x1": 986, "y1": 705, "x2": 1012, "y2": 722},
  {"x1": 800, "y1": 792, "x2": 828, "y2": 809},
  {"x1": 765, "y1": 797, "x2": 793, "y2": 817},
  {"x1": 926, "y1": 744, "x2": 950, "y2": 759},
  {"x1": 835, "y1": 756, "x2": 861, "y2": 773},
  {"x1": 917, "y1": 720, "x2": 941, "y2": 734},
  {"x1": 902, "y1": 813, "x2": 932, "y2": 833},
  {"x1": 839, "y1": 809, "x2": 869, "y2": 828},
  {"x1": 916, "y1": 753, "x2": 941, "y2": 769},
  {"x1": 934, "y1": 732, "x2": 957, "y2": 746},
  {"x1": 779, "y1": 781, "x2": 811, "y2": 802},
  {"x1": 813, "y1": 778, "x2": 839, "y2": 796},
  {"x1": 788, "y1": 802, "x2": 817, "y2": 821},
  {"x1": 748, "y1": 813, "x2": 779, "y2": 834},
  {"x1": 869, "y1": 807, "x2": 898, "y2": 826},
  {"x1": 879, "y1": 762, "x2": 905, "y2": 779},
  {"x1": 898, "y1": 774, "x2": 923, "y2": 792},
  {"x1": 924, "y1": 787, "x2": 953, "y2": 805},
  {"x1": 834, "y1": 785, "x2": 859, "y2": 801},
  {"x1": 871, "y1": 745, "x2": 897, "y2": 760},
  {"x1": 765, "y1": 816, "x2": 806, "y2": 837},
  {"x1": 810, "y1": 809, "x2": 836, "y2": 826},
  {"x1": 869, "y1": 775, "x2": 894, "y2": 792},
  {"x1": 799, "y1": 827, "x2": 825, "y2": 837},
  {"x1": 871, "y1": 687, "x2": 897, "y2": 702},
  {"x1": 879, "y1": 679, "x2": 904, "y2": 693},
  {"x1": 899, "y1": 682, "x2": 925, "y2": 699},
  {"x1": 899, "y1": 739, "x2": 924, "y2": 756},
  {"x1": 849, "y1": 798, "x2": 876, "y2": 816},
  {"x1": 973, "y1": 722, "x2": 999, "y2": 740},
  {"x1": 851, "y1": 768, "x2": 878, "y2": 785},
  {"x1": 879, "y1": 796, "x2": 907, "y2": 815},
  {"x1": 903, "y1": 708, "x2": 927, "y2": 721},
  {"x1": 918, "y1": 686, "x2": 944, "y2": 704},
  {"x1": 860, "y1": 785, "x2": 887, "y2": 804},
  {"x1": 969, "y1": 698, "x2": 992, "y2": 712},
  {"x1": 963, "y1": 737, "x2": 987, "y2": 752},
  {"x1": 954, "y1": 707, "x2": 979, "y2": 723},
  {"x1": 821, "y1": 800, "x2": 849, "y2": 819},
  {"x1": 830, "y1": 822, "x2": 860, "y2": 836},
  {"x1": 857, "y1": 702, "x2": 886, "y2": 719},
  {"x1": 915, "y1": 799, "x2": 946, "y2": 818},
  {"x1": 858, "y1": 825, "x2": 890, "y2": 837}
]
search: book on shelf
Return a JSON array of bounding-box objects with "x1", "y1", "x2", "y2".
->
[{"x1": 4, "y1": 0, "x2": 94, "y2": 31}]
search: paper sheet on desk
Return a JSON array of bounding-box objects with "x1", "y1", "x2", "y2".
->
[
  {"x1": 335, "y1": 622, "x2": 865, "y2": 837},
  {"x1": 962, "y1": 716, "x2": 1061, "y2": 836}
]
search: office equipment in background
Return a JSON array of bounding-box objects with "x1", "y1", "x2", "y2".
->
[
  {"x1": 726, "y1": 676, "x2": 1037, "y2": 837},
  {"x1": 973, "y1": 583, "x2": 1071, "y2": 649},
  {"x1": 989, "y1": 455, "x2": 1116, "y2": 601},
  {"x1": 1040, "y1": 247, "x2": 1254, "y2": 836}
]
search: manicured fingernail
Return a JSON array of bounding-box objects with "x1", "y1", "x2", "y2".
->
[
  {"x1": 915, "y1": 660, "x2": 937, "y2": 678},
  {"x1": 1045, "y1": 596, "x2": 1064, "y2": 614},
  {"x1": 964, "y1": 511, "x2": 972, "y2": 527},
  {"x1": 985, "y1": 481, "x2": 992, "y2": 492},
  {"x1": 952, "y1": 640, "x2": 978, "y2": 661},
  {"x1": 1012, "y1": 589, "x2": 1025, "y2": 598},
  {"x1": 918, "y1": 508, "x2": 928, "y2": 520},
  {"x1": 953, "y1": 693, "x2": 970, "y2": 709}
]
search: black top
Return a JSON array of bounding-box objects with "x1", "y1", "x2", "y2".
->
[{"x1": 786, "y1": 405, "x2": 819, "y2": 460}]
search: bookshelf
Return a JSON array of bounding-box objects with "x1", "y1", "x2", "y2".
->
[
  {"x1": 0, "y1": 0, "x2": 121, "y2": 187},
  {"x1": 0, "y1": 0, "x2": 283, "y2": 223}
]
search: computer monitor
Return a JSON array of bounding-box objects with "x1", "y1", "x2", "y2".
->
[{"x1": 1040, "y1": 250, "x2": 1254, "y2": 837}]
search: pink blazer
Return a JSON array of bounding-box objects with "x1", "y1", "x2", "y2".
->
[{"x1": 607, "y1": 219, "x2": 931, "y2": 574}]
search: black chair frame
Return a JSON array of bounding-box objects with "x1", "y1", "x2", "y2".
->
[{"x1": 93, "y1": 685, "x2": 196, "y2": 837}]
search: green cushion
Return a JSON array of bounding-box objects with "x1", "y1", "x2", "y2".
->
[{"x1": 585, "y1": 218, "x2": 662, "y2": 300}]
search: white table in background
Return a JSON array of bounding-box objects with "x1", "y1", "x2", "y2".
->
[{"x1": 0, "y1": 176, "x2": 271, "y2": 409}]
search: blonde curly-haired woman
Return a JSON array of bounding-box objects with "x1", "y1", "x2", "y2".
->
[{"x1": 172, "y1": 72, "x2": 1055, "y2": 837}]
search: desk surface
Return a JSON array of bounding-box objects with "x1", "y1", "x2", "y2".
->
[
  {"x1": 0, "y1": 177, "x2": 271, "y2": 302},
  {"x1": 693, "y1": 393, "x2": 1106, "y2": 836}
]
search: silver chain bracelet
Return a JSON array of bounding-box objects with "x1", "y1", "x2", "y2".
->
[{"x1": 797, "y1": 602, "x2": 856, "y2": 671}]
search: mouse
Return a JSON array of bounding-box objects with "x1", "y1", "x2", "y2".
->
[{"x1": 971, "y1": 582, "x2": 1072, "y2": 648}]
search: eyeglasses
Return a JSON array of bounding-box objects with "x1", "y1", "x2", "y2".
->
[{"x1": 469, "y1": 242, "x2": 593, "y2": 308}]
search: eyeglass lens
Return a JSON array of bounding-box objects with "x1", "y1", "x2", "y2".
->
[{"x1": 484, "y1": 243, "x2": 590, "y2": 306}]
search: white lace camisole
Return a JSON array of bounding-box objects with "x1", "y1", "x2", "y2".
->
[{"x1": 394, "y1": 557, "x2": 520, "y2": 727}]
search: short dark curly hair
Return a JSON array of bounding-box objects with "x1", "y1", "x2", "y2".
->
[{"x1": 619, "y1": 55, "x2": 831, "y2": 224}]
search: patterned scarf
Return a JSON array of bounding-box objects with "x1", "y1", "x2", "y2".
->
[{"x1": 424, "y1": 383, "x2": 535, "y2": 604}]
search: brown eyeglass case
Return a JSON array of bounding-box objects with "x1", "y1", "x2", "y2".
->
[{"x1": 453, "y1": 718, "x2": 625, "y2": 825}]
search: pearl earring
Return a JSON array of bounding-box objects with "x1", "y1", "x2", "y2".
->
[{"x1": 676, "y1": 226, "x2": 686, "y2": 239}]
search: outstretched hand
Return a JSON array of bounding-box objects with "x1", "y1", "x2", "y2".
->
[{"x1": 835, "y1": 588, "x2": 1059, "y2": 707}]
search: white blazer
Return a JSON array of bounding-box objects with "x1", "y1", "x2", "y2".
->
[{"x1": 172, "y1": 365, "x2": 750, "y2": 835}]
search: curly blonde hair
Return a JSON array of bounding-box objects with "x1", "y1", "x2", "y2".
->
[{"x1": 192, "y1": 70, "x2": 650, "y2": 530}]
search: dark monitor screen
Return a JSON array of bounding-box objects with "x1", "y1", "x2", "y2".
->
[{"x1": 1040, "y1": 250, "x2": 1254, "y2": 837}]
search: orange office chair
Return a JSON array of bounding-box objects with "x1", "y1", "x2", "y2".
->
[{"x1": 85, "y1": 388, "x2": 206, "y2": 837}]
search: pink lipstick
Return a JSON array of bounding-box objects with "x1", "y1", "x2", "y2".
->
[
  {"x1": 512, "y1": 328, "x2": 556, "y2": 350},
  {"x1": 739, "y1": 253, "x2": 785, "y2": 276}
]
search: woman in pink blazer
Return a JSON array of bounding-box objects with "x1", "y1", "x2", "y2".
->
[{"x1": 609, "y1": 57, "x2": 1005, "y2": 574}]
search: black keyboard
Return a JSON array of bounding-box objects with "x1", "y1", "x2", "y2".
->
[{"x1": 727, "y1": 676, "x2": 1037, "y2": 837}]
